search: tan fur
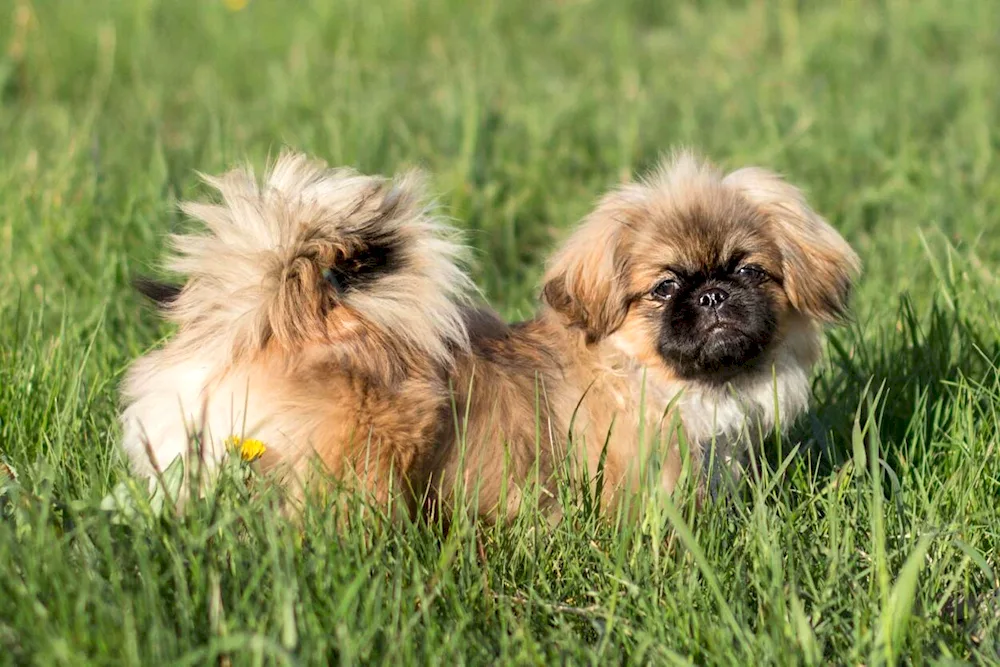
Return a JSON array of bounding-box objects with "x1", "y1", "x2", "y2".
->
[
  {"x1": 120, "y1": 151, "x2": 472, "y2": 492},
  {"x1": 120, "y1": 150, "x2": 860, "y2": 521}
]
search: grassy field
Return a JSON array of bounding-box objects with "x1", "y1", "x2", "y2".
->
[{"x1": 2, "y1": 0, "x2": 999, "y2": 663}]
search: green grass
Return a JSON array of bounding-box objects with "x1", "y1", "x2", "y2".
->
[{"x1": 1, "y1": 0, "x2": 999, "y2": 663}]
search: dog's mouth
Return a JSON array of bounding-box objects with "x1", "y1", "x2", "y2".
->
[
  {"x1": 699, "y1": 324, "x2": 747, "y2": 352},
  {"x1": 657, "y1": 299, "x2": 780, "y2": 383},
  {"x1": 701, "y1": 318, "x2": 752, "y2": 342},
  {"x1": 704, "y1": 320, "x2": 739, "y2": 334},
  {"x1": 659, "y1": 325, "x2": 772, "y2": 384},
  {"x1": 693, "y1": 348, "x2": 766, "y2": 384}
]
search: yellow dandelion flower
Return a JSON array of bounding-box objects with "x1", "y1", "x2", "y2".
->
[
  {"x1": 223, "y1": 0, "x2": 249, "y2": 11},
  {"x1": 226, "y1": 435, "x2": 267, "y2": 462}
]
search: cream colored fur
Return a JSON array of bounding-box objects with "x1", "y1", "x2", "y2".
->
[
  {"x1": 120, "y1": 152, "x2": 473, "y2": 480},
  {"x1": 119, "y1": 149, "x2": 859, "y2": 521}
]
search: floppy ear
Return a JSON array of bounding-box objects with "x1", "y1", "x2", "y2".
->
[
  {"x1": 723, "y1": 168, "x2": 861, "y2": 322},
  {"x1": 541, "y1": 190, "x2": 637, "y2": 342}
]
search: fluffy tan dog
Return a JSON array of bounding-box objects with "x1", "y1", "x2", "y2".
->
[{"x1": 121, "y1": 151, "x2": 860, "y2": 520}]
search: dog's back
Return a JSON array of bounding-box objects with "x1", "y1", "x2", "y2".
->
[{"x1": 121, "y1": 152, "x2": 473, "y2": 509}]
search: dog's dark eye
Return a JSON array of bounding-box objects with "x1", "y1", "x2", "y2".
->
[
  {"x1": 737, "y1": 265, "x2": 766, "y2": 282},
  {"x1": 322, "y1": 267, "x2": 344, "y2": 294},
  {"x1": 651, "y1": 279, "x2": 679, "y2": 300}
]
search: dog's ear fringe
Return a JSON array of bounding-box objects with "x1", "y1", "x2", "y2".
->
[
  {"x1": 541, "y1": 189, "x2": 635, "y2": 344},
  {"x1": 722, "y1": 166, "x2": 861, "y2": 324},
  {"x1": 132, "y1": 277, "x2": 182, "y2": 308}
]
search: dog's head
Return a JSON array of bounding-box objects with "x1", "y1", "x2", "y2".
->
[{"x1": 542, "y1": 152, "x2": 860, "y2": 384}]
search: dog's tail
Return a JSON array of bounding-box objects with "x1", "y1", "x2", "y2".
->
[{"x1": 137, "y1": 151, "x2": 473, "y2": 364}]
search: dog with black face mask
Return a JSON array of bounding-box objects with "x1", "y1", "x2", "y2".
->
[{"x1": 120, "y1": 150, "x2": 859, "y2": 520}]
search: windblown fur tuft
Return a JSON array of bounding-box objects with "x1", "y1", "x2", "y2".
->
[{"x1": 157, "y1": 151, "x2": 473, "y2": 363}]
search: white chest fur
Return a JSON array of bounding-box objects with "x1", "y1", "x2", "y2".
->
[
  {"x1": 119, "y1": 351, "x2": 275, "y2": 479},
  {"x1": 608, "y1": 339, "x2": 814, "y2": 490},
  {"x1": 676, "y1": 349, "x2": 812, "y2": 467}
]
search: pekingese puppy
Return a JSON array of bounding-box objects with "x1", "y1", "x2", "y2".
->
[{"x1": 121, "y1": 150, "x2": 860, "y2": 520}]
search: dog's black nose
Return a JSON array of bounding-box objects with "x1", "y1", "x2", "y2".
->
[{"x1": 698, "y1": 287, "x2": 729, "y2": 310}]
